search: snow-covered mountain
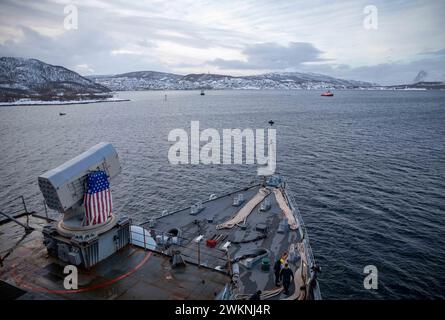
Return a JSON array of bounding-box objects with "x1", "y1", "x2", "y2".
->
[
  {"x1": 0, "y1": 57, "x2": 111, "y2": 102},
  {"x1": 387, "y1": 81, "x2": 445, "y2": 90},
  {"x1": 88, "y1": 71, "x2": 375, "y2": 91}
]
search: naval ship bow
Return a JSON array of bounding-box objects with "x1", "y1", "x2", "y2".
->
[{"x1": 0, "y1": 142, "x2": 321, "y2": 300}]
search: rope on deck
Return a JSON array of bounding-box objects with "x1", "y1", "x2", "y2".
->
[
  {"x1": 216, "y1": 188, "x2": 270, "y2": 230},
  {"x1": 273, "y1": 188, "x2": 298, "y2": 230},
  {"x1": 234, "y1": 287, "x2": 283, "y2": 300}
]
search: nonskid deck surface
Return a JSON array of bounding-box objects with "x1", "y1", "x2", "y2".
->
[
  {"x1": 0, "y1": 217, "x2": 228, "y2": 300},
  {"x1": 0, "y1": 183, "x2": 311, "y2": 300}
]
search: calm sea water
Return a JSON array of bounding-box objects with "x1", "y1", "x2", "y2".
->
[{"x1": 1, "y1": 90, "x2": 444, "y2": 299}]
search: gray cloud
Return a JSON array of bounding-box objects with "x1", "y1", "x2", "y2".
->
[
  {"x1": 0, "y1": 0, "x2": 444, "y2": 85},
  {"x1": 209, "y1": 42, "x2": 325, "y2": 70},
  {"x1": 0, "y1": 24, "x2": 167, "y2": 75},
  {"x1": 112, "y1": 15, "x2": 251, "y2": 51},
  {"x1": 0, "y1": 1, "x2": 252, "y2": 75},
  {"x1": 297, "y1": 54, "x2": 445, "y2": 85},
  {"x1": 206, "y1": 41, "x2": 445, "y2": 85},
  {"x1": 420, "y1": 48, "x2": 445, "y2": 56}
]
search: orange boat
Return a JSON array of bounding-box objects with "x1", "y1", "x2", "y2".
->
[{"x1": 321, "y1": 90, "x2": 334, "y2": 96}]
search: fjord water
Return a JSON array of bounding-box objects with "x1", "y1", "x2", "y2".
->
[{"x1": 0, "y1": 90, "x2": 444, "y2": 299}]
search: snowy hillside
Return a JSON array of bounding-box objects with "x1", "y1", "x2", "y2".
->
[
  {"x1": 0, "y1": 57, "x2": 111, "y2": 102},
  {"x1": 88, "y1": 71, "x2": 375, "y2": 91}
]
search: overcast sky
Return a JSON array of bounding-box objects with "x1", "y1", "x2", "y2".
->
[{"x1": 0, "y1": 0, "x2": 444, "y2": 85}]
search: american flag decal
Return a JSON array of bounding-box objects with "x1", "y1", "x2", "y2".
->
[{"x1": 84, "y1": 170, "x2": 113, "y2": 225}]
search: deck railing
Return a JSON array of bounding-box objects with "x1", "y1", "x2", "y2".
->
[
  {"x1": 283, "y1": 186, "x2": 322, "y2": 300},
  {"x1": 0, "y1": 196, "x2": 34, "y2": 232}
]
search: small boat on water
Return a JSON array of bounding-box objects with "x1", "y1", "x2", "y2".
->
[
  {"x1": 321, "y1": 91, "x2": 334, "y2": 97},
  {"x1": 59, "y1": 112, "x2": 66, "y2": 116},
  {"x1": 200, "y1": 89, "x2": 205, "y2": 96}
]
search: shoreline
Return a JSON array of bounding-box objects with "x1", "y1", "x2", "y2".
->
[{"x1": 0, "y1": 98, "x2": 130, "y2": 107}]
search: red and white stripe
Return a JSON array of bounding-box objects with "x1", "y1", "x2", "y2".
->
[{"x1": 84, "y1": 189, "x2": 113, "y2": 226}]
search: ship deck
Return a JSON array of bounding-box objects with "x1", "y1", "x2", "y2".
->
[
  {"x1": 0, "y1": 182, "x2": 317, "y2": 300},
  {"x1": 140, "y1": 184, "x2": 304, "y2": 299}
]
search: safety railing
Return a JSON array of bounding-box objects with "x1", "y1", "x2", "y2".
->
[
  {"x1": 0, "y1": 195, "x2": 29, "y2": 216},
  {"x1": 283, "y1": 186, "x2": 322, "y2": 300},
  {"x1": 0, "y1": 196, "x2": 34, "y2": 232}
]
